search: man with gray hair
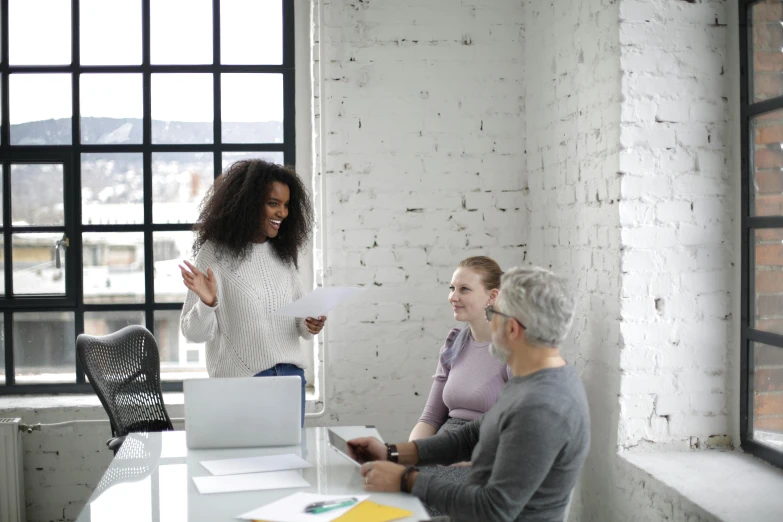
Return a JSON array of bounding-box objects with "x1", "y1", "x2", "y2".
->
[{"x1": 348, "y1": 266, "x2": 590, "y2": 522}]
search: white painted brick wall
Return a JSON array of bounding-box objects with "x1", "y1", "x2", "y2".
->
[
  {"x1": 617, "y1": 0, "x2": 734, "y2": 453},
  {"x1": 524, "y1": 0, "x2": 623, "y2": 520},
  {"x1": 525, "y1": 0, "x2": 736, "y2": 520},
  {"x1": 310, "y1": 0, "x2": 527, "y2": 442}
]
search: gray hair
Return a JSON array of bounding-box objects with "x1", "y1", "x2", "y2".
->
[{"x1": 498, "y1": 266, "x2": 576, "y2": 347}]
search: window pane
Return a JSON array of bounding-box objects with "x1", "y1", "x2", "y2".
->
[
  {"x1": 0, "y1": 236, "x2": 5, "y2": 296},
  {"x1": 10, "y1": 74, "x2": 72, "y2": 145},
  {"x1": 13, "y1": 233, "x2": 65, "y2": 295},
  {"x1": 81, "y1": 74, "x2": 143, "y2": 144},
  {"x1": 152, "y1": 74, "x2": 213, "y2": 144},
  {"x1": 153, "y1": 152, "x2": 213, "y2": 224},
  {"x1": 752, "y1": 109, "x2": 783, "y2": 216},
  {"x1": 755, "y1": 229, "x2": 783, "y2": 334},
  {"x1": 0, "y1": 322, "x2": 5, "y2": 384},
  {"x1": 151, "y1": 0, "x2": 212, "y2": 65},
  {"x1": 82, "y1": 153, "x2": 144, "y2": 225},
  {"x1": 84, "y1": 311, "x2": 145, "y2": 336},
  {"x1": 221, "y1": 0, "x2": 282, "y2": 65},
  {"x1": 752, "y1": 1, "x2": 783, "y2": 102},
  {"x1": 154, "y1": 231, "x2": 194, "y2": 303},
  {"x1": 11, "y1": 164, "x2": 64, "y2": 226},
  {"x1": 752, "y1": 342, "x2": 783, "y2": 451},
  {"x1": 14, "y1": 311, "x2": 75, "y2": 384},
  {"x1": 80, "y1": 0, "x2": 142, "y2": 65},
  {"x1": 222, "y1": 74, "x2": 283, "y2": 144},
  {"x1": 9, "y1": 0, "x2": 70, "y2": 65},
  {"x1": 83, "y1": 232, "x2": 145, "y2": 304},
  {"x1": 155, "y1": 309, "x2": 207, "y2": 381},
  {"x1": 222, "y1": 151, "x2": 285, "y2": 171}
]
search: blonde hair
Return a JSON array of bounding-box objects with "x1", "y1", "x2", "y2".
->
[{"x1": 457, "y1": 256, "x2": 502, "y2": 291}]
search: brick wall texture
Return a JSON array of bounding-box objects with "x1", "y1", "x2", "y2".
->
[
  {"x1": 617, "y1": 0, "x2": 734, "y2": 452},
  {"x1": 310, "y1": 0, "x2": 527, "y2": 442},
  {"x1": 525, "y1": 0, "x2": 739, "y2": 520},
  {"x1": 524, "y1": 0, "x2": 623, "y2": 519}
]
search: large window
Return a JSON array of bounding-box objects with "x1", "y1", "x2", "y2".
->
[
  {"x1": 741, "y1": 0, "x2": 783, "y2": 468},
  {"x1": 0, "y1": 0, "x2": 295, "y2": 394}
]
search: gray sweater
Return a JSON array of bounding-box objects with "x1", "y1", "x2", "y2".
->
[{"x1": 411, "y1": 365, "x2": 590, "y2": 522}]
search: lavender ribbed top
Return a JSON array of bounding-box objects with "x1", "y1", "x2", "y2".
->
[{"x1": 418, "y1": 328, "x2": 510, "y2": 429}]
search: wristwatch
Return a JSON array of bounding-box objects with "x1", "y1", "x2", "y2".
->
[{"x1": 385, "y1": 443, "x2": 399, "y2": 463}]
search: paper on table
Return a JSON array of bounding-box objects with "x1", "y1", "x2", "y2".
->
[
  {"x1": 192, "y1": 470, "x2": 309, "y2": 495},
  {"x1": 332, "y1": 500, "x2": 412, "y2": 522},
  {"x1": 273, "y1": 287, "x2": 363, "y2": 318},
  {"x1": 237, "y1": 492, "x2": 370, "y2": 522},
  {"x1": 200, "y1": 453, "x2": 313, "y2": 476}
]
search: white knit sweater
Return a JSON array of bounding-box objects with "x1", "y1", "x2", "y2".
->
[{"x1": 180, "y1": 240, "x2": 313, "y2": 377}]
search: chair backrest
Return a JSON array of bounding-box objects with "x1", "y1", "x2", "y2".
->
[{"x1": 77, "y1": 325, "x2": 173, "y2": 438}]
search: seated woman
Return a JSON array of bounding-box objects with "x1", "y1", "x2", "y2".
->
[{"x1": 409, "y1": 256, "x2": 509, "y2": 513}]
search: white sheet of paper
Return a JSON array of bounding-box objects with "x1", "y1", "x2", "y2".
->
[
  {"x1": 237, "y1": 492, "x2": 370, "y2": 522},
  {"x1": 192, "y1": 470, "x2": 309, "y2": 494},
  {"x1": 273, "y1": 286, "x2": 363, "y2": 318},
  {"x1": 200, "y1": 453, "x2": 313, "y2": 476}
]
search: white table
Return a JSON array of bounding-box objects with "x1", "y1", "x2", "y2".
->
[{"x1": 75, "y1": 426, "x2": 429, "y2": 522}]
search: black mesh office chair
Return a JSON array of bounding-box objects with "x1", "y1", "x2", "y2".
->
[{"x1": 77, "y1": 325, "x2": 174, "y2": 454}]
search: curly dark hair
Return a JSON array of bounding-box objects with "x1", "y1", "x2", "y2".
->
[{"x1": 193, "y1": 160, "x2": 314, "y2": 269}]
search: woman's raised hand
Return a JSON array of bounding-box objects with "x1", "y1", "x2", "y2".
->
[{"x1": 179, "y1": 260, "x2": 217, "y2": 307}]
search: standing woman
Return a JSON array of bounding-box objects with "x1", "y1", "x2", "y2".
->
[{"x1": 179, "y1": 160, "x2": 325, "y2": 426}]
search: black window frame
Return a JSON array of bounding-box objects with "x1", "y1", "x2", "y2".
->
[
  {"x1": 0, "y1": 0, "x2": 296, "y2": 395},
  {"x1": 740, "y1": 0, "x2": 783, "y2": 469}
]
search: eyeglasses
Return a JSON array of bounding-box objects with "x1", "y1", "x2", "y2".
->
[{"x1": 485, "y1": 305, "x2": 525, "y2": 329}]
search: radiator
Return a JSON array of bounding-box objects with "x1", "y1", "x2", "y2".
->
[{"x1": 0, "y1": 418, "x2": 25, "y2": 522}]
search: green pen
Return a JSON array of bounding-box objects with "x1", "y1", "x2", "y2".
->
[{"x1": 304, "y1": 497, "x2": 358, "y2": 514}]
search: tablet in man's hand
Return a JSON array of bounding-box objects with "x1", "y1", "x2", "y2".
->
[{"x1": 327, "y1": 429, "x2": 362, "y2": 467}]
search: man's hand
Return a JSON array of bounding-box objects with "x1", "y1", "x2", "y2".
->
[
  {"x1": 346, "y1": 436, "x2": 387, "y2": 463},
  {"x1": 360, "y1": 461, "x2": 406, "y2": 492}
]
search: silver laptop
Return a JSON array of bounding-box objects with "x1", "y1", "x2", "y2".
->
[{"x1": 184, "y1": 376, "x2": 302, "y2": 449}]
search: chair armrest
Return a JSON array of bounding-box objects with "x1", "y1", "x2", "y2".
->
[{"x1": 107, "y1": 436, "x2": 126, "y2": 454}]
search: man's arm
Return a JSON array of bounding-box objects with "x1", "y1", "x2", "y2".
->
[
  {"x1": 411, "y1": 405, "x2": 568, "y2": 522},
  {"x1": 368, "y1": 419, "x2": 480, "y2": 467},
  {"x1": 412, "y1": 418, "x2": 481, "y2": 466}
]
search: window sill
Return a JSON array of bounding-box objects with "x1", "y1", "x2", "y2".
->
[{"x1": 621, "y1": 450, "x2": 783, "y2": 522}]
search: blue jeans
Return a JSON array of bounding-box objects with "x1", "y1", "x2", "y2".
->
[{"x1": 253, "y1": 363, "x2": 305, "y2": 427}]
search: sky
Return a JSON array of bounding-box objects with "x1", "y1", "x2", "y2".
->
[{"x1": 7, "y1": 0, "x2": 284, "y2": 124}]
